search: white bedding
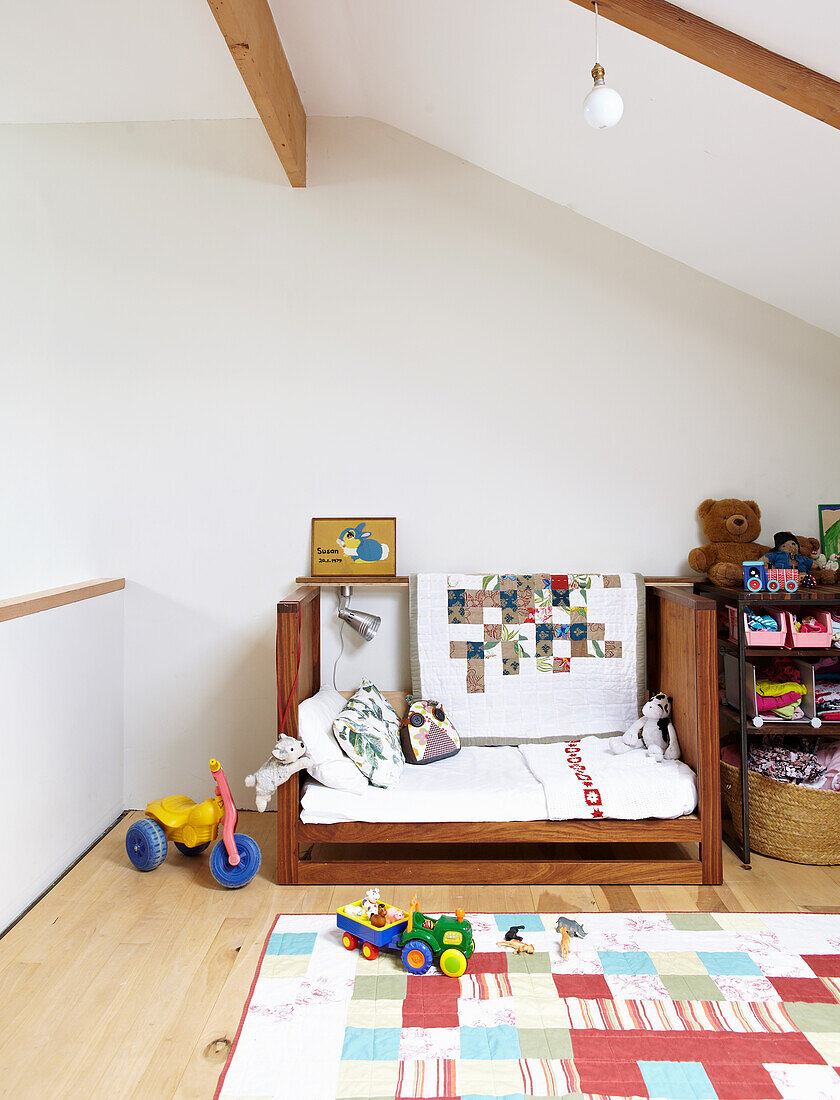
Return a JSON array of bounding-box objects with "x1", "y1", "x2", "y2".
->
[
  {"x1": 300, "y1": 746, "x2": 548, "y2": 823},
  {"x1": 519, "y1": 737, "x2": 697, "y2": 821},
  {"x1": 300, "y1": 741, "x2": 697, "y2": 824}
]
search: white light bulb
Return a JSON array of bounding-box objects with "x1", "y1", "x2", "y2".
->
[{"x1": 583, "y1": 65, "x2": 623, "y2": 129}]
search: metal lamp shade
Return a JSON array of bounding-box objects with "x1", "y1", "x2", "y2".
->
[{"x1": 338, "y1": 606, "x2": 381, "y2": 641}]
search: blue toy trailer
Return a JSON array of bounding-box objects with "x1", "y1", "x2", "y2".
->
[{"x1": 337, "y1": 904, "x2": 408, "y2": 960}]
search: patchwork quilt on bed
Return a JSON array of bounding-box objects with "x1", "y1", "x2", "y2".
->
[{"x1": 409, "y1": 573, "x2": 645, "y2": 745}]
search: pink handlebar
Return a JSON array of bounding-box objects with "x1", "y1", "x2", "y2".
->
[{"x1": 209, "y1": 758, "x2": 239, "y2": 866}]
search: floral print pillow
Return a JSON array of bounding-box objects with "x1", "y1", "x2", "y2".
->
[{"x1": 333, "y1": 680, "x2": 404, "y2": 788}]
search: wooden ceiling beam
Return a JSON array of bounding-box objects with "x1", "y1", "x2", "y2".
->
[
  {"x1": 567, "y1": 0, "x2": 840, "y2": 130},
  {"x1": 206, "y1": 0, "x2": 306, "y2": 186}
]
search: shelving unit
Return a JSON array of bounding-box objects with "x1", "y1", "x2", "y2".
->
[{"x1": 697, "y1": 582, "x2": 840, "y2": 867}]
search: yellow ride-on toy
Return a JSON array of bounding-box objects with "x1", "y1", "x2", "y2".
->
[{"x1": 125, "y1": 759, "x2": 260, "y2": 888}]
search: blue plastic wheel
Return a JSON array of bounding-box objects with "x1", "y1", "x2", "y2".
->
[
  {"x1": 209, "y1": 833, "x2": 261, "y2": 888},
  {"x1": 126, "y1": 819, "x2": 168, "y2": 871},
  {"x1": 401, "y1": 939, "x2": 434, "y2": 975}
]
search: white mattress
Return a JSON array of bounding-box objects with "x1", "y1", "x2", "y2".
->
[{"x1": 300, "y1": 746, "x2": 548, "y2": 824}]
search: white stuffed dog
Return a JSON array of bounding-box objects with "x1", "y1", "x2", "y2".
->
[
  {"x1": 611, "y1": 693, "x2": 681, "y2": 762},
  {"x1": 245, "y1": 734, "x2": 311, "y2": 812}
]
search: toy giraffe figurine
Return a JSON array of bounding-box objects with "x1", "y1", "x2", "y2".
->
[{"x1": 559, "y1": 927, "x2": 571, "y2": 960}]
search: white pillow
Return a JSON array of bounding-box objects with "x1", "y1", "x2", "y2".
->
[{"x1": 298, "y1": 686, "x2": 369, "y2": 794}]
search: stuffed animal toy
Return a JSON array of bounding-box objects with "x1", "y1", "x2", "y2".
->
[
  {"x1": 611, "y1": 693, "x2": 681, "y2": 761},
  {"x1": 816, "y1": 552, "x2": 839, "y2": 581},
  {"x1": 688, "y1": 500, "x2": 835, "y2": 588},
  {"x1": 688, "y1": 498, "x2": 766, "y2": 588},
  {"x1": 362, "y1": 888, "x2": 381, "y2": 918},
  {"x1": 245, "y1": 734, "x2": 311, "y2": 812}
]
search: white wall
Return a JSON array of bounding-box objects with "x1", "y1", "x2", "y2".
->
[
  {"x1": 0, "y1": 593, "x2": 124, "y2": 930},
  {"x1": 1, "y1": 116, "x2": 838, "y2": 806}
]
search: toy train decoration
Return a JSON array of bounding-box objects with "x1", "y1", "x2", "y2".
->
[{"x1": 742, "y1": 561, "x2": 799, "y2": 594}]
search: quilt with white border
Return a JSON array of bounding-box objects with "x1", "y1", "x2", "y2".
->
[{"x1": 409, "y1": 573, "x2": 645, "y2": 746}]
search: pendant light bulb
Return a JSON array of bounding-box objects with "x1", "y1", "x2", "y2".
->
[{"x1": 583, "y1": 3, "x2": 623, "y2": 129}]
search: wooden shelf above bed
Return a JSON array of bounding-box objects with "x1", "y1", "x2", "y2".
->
[{"x1": 296, "y1": 576, "x2": 410, "y2": 586}]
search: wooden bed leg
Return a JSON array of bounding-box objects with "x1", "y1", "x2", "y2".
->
[{"x1": 276, "y1": 778, "x2": 299, "y2": 885}]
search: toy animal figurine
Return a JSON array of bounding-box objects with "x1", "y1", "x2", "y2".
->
[
  {"x1": 610, "y1": 693, "x2": 680, "y2": 762},
  {"x1": 245, "y1": 734, "x2": 311, "y2": 812},
  {"x1": 504, "y1": 925, "x2": 525, "y2": 943},
  {"x1": 370, "y1": 903, "x2": 388, "y2": 928},
  {"x1": 385, "y1": 906, "x2": 405, "y2": 922},
  {"x1": 498, "y1": 940, "x2": 535, "y2": 954},
  {"x1": 555, "y1": 917, "x2": 587, "y2": 939},
  {"x1": 362, "y1": 888, "x2": 381, "y2": 918},
  {"x1": 559, "y1": 928, "x2": 571, "y2": 960},
  {"x1": 337, "y1": 522, "x2": 390, "y2": 564}
]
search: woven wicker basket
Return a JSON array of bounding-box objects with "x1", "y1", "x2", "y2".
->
[{"x1": 721, "y1": 758, "x2": 840, "y2": 865}]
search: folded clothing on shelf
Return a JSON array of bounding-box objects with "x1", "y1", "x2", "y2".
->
[
  {"x1": 793, "y1": 615, "x2": 825, "y2": 634},
  {"x1": 815, "y1": 657, "x2": 840, "y2": 721},
  {"x1": 745, "y1": 607, "x2": 779, "y2": 632},
  {"x1": 754, "y1": 655, "x2": 807, "y2": 720}
]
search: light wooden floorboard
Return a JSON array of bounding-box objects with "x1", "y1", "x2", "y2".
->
[{"x1": 0, "y1": 809, "x2": 837, "y2": 1099}]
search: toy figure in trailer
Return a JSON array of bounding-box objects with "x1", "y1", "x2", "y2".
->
[{"x1": 337, "y1": 523, "x2": 390, "y2": 564}]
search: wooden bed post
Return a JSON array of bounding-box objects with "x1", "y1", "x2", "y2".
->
[
  {"x1": 647, "y1": 587, "x2": 722, "y2": 885},
  {"x1": 276, "y1": 587, "x2": 320, "y2": 884}
]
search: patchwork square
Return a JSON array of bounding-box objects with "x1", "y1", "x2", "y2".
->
[
  {"x1": 261, "y1": 954, "x2": 310, "y2": 978},
  {"x1": 785, "y1": 1000, "x2": 840, "y2": 1033},
  {"x1": 668, "y1": 913, "x2": 722, "y2": 932},
  {"x1": 494, "y1": 914, "x2": 545, "y2": 933},
  {"x1": 345, "y1": 998, "x2": 404, "y2": 1029},
  {"x1": 660, "y1": 974, "x2": 725, "y2": 1002},
  {"x1": 341, "y1": 1027, "x2": 401, "y2": 1061},
  {"x1": 804, "y1": 955, "x2": 840, "y2": 978},
  {"x1": 459, "y1": 1024, "x2": 521, "y2": 1060},
  {"x1": 506, "y1": 951, "x2": 551, "y2": 975},
  {"x1": 650, "y1": 951, "x2": 709, "y2": 976},
  {"x1": 697, "y1": 951, "x2": 763, "y2": 977},
  {"x1": 552, "y1": 973, "x2": 612, "y2": 1000},
  {"x1": 516, "y1": 1027, "x2": 574, "y2": 1059},
  {"x1": 638, "y1": 1060, "x2": 716, "y2": 1100},
  {"x1": 599, "y1": 950, "x2": 656, "y2": 975},
  {"x1": 266, "y1": 931, "x2": 317, "y2": 955},
  {"x1": 770, "y1": 976, "x2": 838, "y2": 1004}
]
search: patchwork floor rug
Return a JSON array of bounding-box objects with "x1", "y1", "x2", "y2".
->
[{"x1": 216, "y1": 911, "x2": 840, "y2": 1100}]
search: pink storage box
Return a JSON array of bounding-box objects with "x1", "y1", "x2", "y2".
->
[
  {"x1": 783, "y1": 610, "x2": 832, "y2": 648},
  {"x1": 743, "y1": 607, "x2": 787, "y2": 647}
]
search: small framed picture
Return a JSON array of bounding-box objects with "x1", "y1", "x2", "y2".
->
[
  {"x1": 819, "y1": 505, "x2": 840, "y2": 559},
  {"x1": 310, "y1": 517, "x2": 397, "y2": 577}
]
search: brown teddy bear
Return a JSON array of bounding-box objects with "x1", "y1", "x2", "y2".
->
[
  {"x1": 688, "y1": 498, "x2": 766, "y2": 588},
  {"x1": 689, "y1": 499, "x2": 836, "y2": 588}
]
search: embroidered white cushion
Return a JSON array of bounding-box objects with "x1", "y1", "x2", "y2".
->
[
  {"x1": 333, "y1": 680, "x2": 404, "y2": 788},
  {"x1": 298, "y1": 686, "x2": 368, "y2": 794}
]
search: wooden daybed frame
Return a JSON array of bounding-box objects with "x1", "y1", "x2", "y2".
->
[{"x1": 275, "y1": 582, "x2": 721, "y2": 886}]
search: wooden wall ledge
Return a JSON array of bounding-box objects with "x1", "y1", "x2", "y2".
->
[{"x1": 0, "y1": 579, "x2": 126, "y2": 623}]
